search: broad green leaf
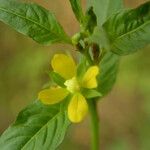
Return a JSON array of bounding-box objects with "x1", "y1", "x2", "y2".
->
[
  {"x1": 0, "y1": 101, "x2": 70, "y2": 150},
  {"x1": 97, "y1": 52, "x2": 120, "y2": 96},
  {"x1": 103, "y1": 1, "x2": 150, "y2": 55},
  {"x1": 0, "y1": 0, "x2": 71, "y2": 45},
  {"x1": 69, "y1": 0, "x2": 84, "y2": 23},
  {"x1": 87, "y1": 0, "x2": 123, "y2": 26}
]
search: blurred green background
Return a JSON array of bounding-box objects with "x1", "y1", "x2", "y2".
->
[{"x1": 0, "y1": 0, "x2": 150, "y2": 149}]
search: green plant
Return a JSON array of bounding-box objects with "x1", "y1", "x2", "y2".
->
[{"x1": 0, "y1": 0, "x2": 150, "y2": 149}]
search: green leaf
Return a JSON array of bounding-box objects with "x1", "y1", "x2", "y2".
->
[
  {"x1": 69, "y1": 0, "x2": 84, "y2": 23},
  {"x1": 0, "y1": 101, "x2": 70, "y2": 150},
  {"x1": 83, "y1": 7, "x2": 97, "y2": 34},
  {"x1": 82, "y1": 89, "x2": 102, "y2": 99},
  {"x1": 89, "y1": 28, "x2": 119, "y2": 97},
  {"x1": 103, "y1": 1, "x2": 150, "y2": 55},
  {"x1": 77, "y1": 55, "x2": 88, "y2": 80},
  {"x1": 90, "y1": 26, "x2": 110, "y2": 50},
  {"x1": 97, "y1": 52, "x2": 120, "y2": 96},
  {"x1": 0, "y1": 0, "x2": 71, "y2": 45},
  {"x1": 49, "y1": 71, "x2": 66, "y2": 88},
  {"x1": 87, "y1": 0, "x2": 123, "y2": 26}
]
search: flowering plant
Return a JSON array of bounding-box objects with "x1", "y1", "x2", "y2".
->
[
  {"x1": 38, "y1": 54, "x2": 100, "y2": 123},
  {"x1": 0, "y1": 0, "x2": 149, "y2": 149}
]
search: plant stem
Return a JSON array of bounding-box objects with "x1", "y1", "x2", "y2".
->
[
  {"x1": 89, "y1": 100, "x2": 100, "y2": 150},
  {"x1": 84, "y1": 50, "x2": 93, "y2": 65}
]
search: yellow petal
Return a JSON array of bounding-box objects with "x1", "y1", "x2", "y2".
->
[
  {"x1": 51, "y1": 54, "x2": 76, "y2": 79},
  {"x1": 81, "y1": 66, "x2": 99, "y2": 89},
  {"x1": 38, "y1": 87, "x2": 69, "y2": 105},
  {"x1": 68, "y1": 93, "x2": 88, "y2": 123}
]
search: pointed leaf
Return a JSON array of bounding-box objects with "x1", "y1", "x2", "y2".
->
[
  {"x1": 0, "y1": 0, "x2": 71, "y2": 45},
  {"x1": 69, "y1": 0, "x2": 84, "y2": 23},
  {"x1": 97, "y1": 52, "x2": 120, "y2": 96},
  {"x1": 103, "y1": 1, "x2": 150, "y2": 55},
  {"x1": 0, "y1": 101, "x2": 70, "y2": 150},
  {"x1": 83, "y1": 7, "x2": 97, "y2": 34},
  {"x1": 87, "y1": 0, "x2": 124, "y2": 26}
]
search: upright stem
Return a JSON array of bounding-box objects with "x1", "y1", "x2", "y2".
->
[
  {"x1": 89, "y1": 100, "x2": 100, "y2": 150},
  {"x1": 85, "y1": 50, "x2": 93, "y2": 65}
]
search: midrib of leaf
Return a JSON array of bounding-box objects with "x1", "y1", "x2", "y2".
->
[
  {"x1": 0, "y1": 7, "x2": 68, "y2": 41},
  {"x1": 111, "y1": 20, "x2": 150, "y2": 43},
  {"x1": 20, "y1": 111, "x2": 63, "y2": 150}
]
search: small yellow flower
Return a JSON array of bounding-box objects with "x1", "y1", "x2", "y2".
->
[{"x1": 38, "y1": 54, "x2": 99, "y2": 123}]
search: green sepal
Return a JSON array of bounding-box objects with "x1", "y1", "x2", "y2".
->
[
  {"x1": 49, "y1": 71, "x2": 66, "y2": 88},
  {"x1": 81, "y1": 88, "x2": 102, "y2": 99}
]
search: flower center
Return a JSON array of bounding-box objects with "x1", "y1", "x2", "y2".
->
[{"x1": 64, "y1": 77, "x2": 80, "y2": 93}]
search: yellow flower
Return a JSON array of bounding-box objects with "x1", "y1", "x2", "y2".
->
[{"x1": 38, "y1": 54, "x2": 99, "y2": 123}]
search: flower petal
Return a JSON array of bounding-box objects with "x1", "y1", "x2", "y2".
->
[
  {"x1": 81, "y1": 66, "x2": 99, "y2": 89},
  {"x1": 68, "y1": 93, "x2": 88, "y2": 123},
  {"x1": 38, "y1": 87, "x2": 69, "y2": 105},
  {"x1": 51, "y1": 54, "x2": 76, "y2": 79}
]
